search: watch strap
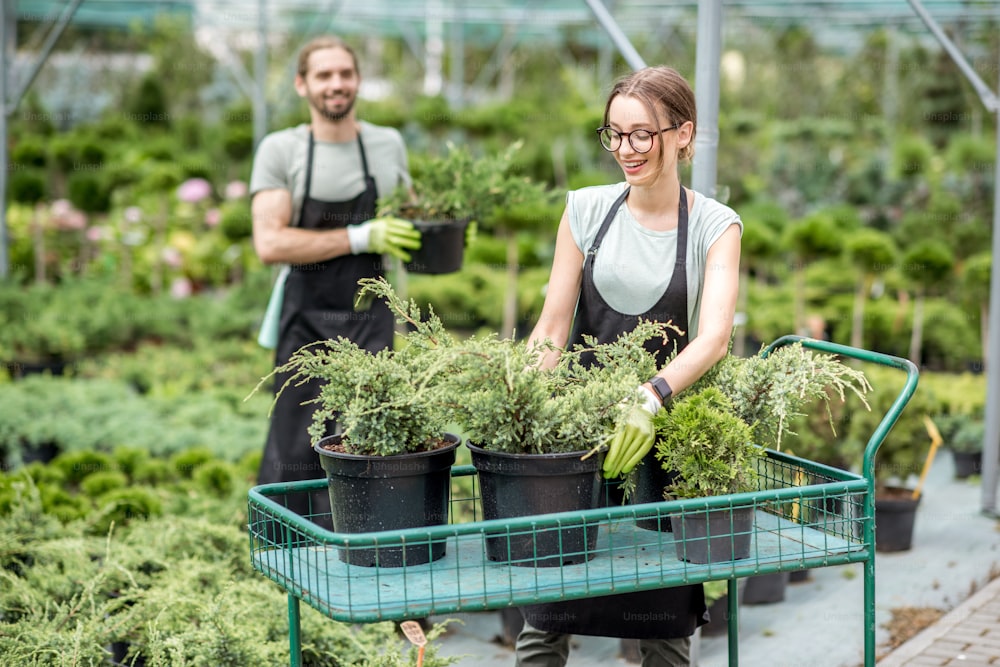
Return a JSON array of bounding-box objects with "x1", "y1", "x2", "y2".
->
[{"x1": 648, "y1": 376, "x2": 673, "y2": 404}]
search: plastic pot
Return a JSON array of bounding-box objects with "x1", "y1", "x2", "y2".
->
[
  {"x1": 314, "y1": 433, "x2": 460, "y2": 567},
  {"x1": 404, "y1": 218, "x2": 470, "y2": 275},
  {"x1": 467, "y1": 443, "x2": 604, "y2": 567}
]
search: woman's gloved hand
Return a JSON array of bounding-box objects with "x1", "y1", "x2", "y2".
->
[
  {"x1": 347, "y1": 217, "x2": 422, "y2": 261},
  {"x1": 602, "y1": 385, "x2": 661, "y2": 478}
]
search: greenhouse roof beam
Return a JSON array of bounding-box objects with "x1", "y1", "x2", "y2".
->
[
  {"x1": 906, "y1": 0, "x2": 998, "y2": 113},
  {"x1": 584, "y1": 0, "x2": 645, "y2": 71}
]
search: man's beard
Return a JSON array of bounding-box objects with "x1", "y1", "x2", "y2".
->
[{"x1": 312, "y1": 93, "x2": 355, "y2": 122}]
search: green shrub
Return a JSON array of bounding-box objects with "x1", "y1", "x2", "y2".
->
[
  {"x1": 169, "y1": 447, "x2": 214, "y2": 479},
  {"x1": 89, "y1": 487, "x2": 163, "y2": 533},
  {"x1": 80, "y1": 471, "x2": 129, "y2": 498},
  {"x1": 132, "y1": 459, "x2": 178, "y2": 486},
  {"x1": 192, "y1": 461, "x2": 237, "y2": 498},
  {"x1": 55, "y1": 451, "x2": 116, "y2": 485}
]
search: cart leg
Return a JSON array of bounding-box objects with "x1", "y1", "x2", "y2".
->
[
  {"x1": 727, "y1": 578, "x2": 739, "y2": 667},
  {"x1": 865, "y1": 557, "x2": 875, "y2": 667},
  {"x1": 289, "y1": 594, "x2": 302, "y2": 667}
]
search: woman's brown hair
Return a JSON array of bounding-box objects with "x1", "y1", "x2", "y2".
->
[{"x1": 602, "y1": 66, "x2": 697, "y2": 163}]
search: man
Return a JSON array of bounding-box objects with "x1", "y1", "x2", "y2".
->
[{"x1": 249, "y1": 36, "x2": 421, "y2": 524}]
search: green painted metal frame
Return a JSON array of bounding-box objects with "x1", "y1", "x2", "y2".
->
[{"x1": 248, "y1": 336, "x2": 918, "y2": 667}]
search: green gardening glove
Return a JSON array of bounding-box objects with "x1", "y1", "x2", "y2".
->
[
  {"x1": 347, "y1": 217, "x2": 422, "y2": 262},
  {"x1": 465, "y1": 220, "x2": 478, "y2": 247},
  {"x1": 603, "y1": 386, "x2": 660, "y2": 478}
]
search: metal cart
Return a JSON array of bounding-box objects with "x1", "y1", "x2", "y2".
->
[{"x1": 248, "y1": 336, "x2": 919, "y2": 666}]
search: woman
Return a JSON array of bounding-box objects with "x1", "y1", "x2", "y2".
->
[{"x1": 518, "y1": 66, "x2": 743, "y2": 667}]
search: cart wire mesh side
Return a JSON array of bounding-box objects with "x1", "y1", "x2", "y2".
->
[{"x1": 248, "y1": 452, "x2": 869, "y2": 623}]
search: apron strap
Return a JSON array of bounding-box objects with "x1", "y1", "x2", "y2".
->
[{"x1": 302, "y1": 129, "x2": 373, "y2": 227}]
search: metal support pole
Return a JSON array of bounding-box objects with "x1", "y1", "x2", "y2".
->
[
  {"x1": 982, "y1": 63, "x2": 1000, "y2": 515},
  {"x1": 0, "y1": 0, "x2": 10, "y2": 280},
  {"x1": 691, "y1": 0, "x2": 723, "y2": 197},
  {"x1": 253, "y1": 0, "x2": 268, "y2": 149},
  {"x1": 905, "y1": 0, "x2": 1000, "y2": 515},
  {"x1": 584, "y1": 0, "x2": 646, "y2": 71}
]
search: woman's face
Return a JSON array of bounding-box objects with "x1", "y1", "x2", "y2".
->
[{"x1": 606, "y1": 94, "x2": 684, "y2": 187}]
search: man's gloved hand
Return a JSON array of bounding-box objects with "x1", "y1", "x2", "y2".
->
[
  {"x1": 465, "y1": 220, "x2": 478, "y2": 247},
  {"x1": 347, "y1": 217, "x2": 422, "y2": 262},
  {"x1": 602, "y1": 385, "x2": 661, "y2": 479}
]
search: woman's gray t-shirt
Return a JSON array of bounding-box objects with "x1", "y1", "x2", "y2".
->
[
  {"x1": 567, "y1": 182, "x2": 743, "y2": 340},
  {"x1": 249, "y1": 121, "x2": 412, "y2": 226}
]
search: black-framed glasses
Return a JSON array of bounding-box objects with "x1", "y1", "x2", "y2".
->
[{"x1": 596, "y1": 123, "x2": 681, "y2": 153}]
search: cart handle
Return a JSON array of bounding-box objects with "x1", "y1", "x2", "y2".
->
[{"x1": 762, "y1": 335, "x2": 920, "y2": 484}]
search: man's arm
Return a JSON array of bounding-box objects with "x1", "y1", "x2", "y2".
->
[{"x1": 251, "y1": 188, "x2": 353, "y2": 265}]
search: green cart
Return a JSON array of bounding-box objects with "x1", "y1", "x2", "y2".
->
[{"x1": 248, "y1": 336, "x2": 919, "y2": 666}]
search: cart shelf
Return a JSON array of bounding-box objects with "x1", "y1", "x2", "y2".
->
[{"x1": 248, "y1": 336, "x2": 919, "y2": 667}]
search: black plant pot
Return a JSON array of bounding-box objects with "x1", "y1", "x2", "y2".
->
[
  {"x1": 467, "y1": 443, "x2": 605, "y2": 567},
  {"x1": 952, "y1": 450, "x2": 983, "y2": 479},
  {"x1": 875, "y1": 487, "x2": 921, "y2": 553},
  {"x1": 314, "y1": 433, "x2": 460, "y2": 567},
  {"x1": 404, "y1": 218, "x2": 470, "y2": 275},
  {"x1": 671, "y1": 507, "x2": 754, "y2": 564},
  {"x1": 630, "y1": 454, "x2": 679, "y2": 532},
  {"x1": 742, "y1": 571, "x2": 790, "y2": 605}
]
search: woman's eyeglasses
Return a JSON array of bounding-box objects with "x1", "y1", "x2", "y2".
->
[{"x1": 596, "y1": 123, "x2": 681, "y2": 153}]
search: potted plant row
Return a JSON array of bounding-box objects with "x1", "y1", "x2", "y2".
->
[{"x1": 261, "y1": 278, "x2": 669, "y2": 569}]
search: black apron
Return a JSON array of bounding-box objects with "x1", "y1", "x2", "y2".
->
[
  {"x1": 521, "y1": 185, "x2": 708, "y2": 639},
  {"x1": 257, "y1": 130, "x2": 393, "y2": 529}
]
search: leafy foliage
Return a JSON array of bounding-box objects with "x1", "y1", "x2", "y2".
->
[
  {"x1": 0, "y1": 473, "x2": 459, "y2": 667},
  {"x1": 377, "y1": 141, "x2": 550, "y2": 230},
  {"x1": 694, "y1": 342, "x2": 872, "y2": 451},
  {"x1": 446, "y1": 319, "x2": 670, "y2": 455},
  {"x1": 651, "y1": 342, "x2": 872, "y2": 498},
  {"x1": 653, "y1": 387, "x2": 761, "y2": 498},
  {"x1": 260, "y1": 278, "x2": 457, "y2": 456}
]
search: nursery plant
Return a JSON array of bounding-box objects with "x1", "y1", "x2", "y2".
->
[
  {"x1": 443, "y1": 318, "x2": 668, "y2": 456},
  {"x1": 377, "y1": 141, "x2": 549, "y2": 274},
  {"x1": 257, "y1": 277, "x2": 457, "y2": 456},
  {"x1": 652, "y1": 341, "x2": 872, "y2": 500}
]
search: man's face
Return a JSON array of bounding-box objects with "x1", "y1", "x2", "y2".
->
[{"x1": 295, "y1": 47, "x2": 359, "y2": 122}]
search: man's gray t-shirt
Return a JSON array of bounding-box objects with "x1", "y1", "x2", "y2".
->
[
  {"x1": 567, "y1": 182, "x2": 743, "y2": 340},
  {"x1": 249, "y1": 121, "x2": 412, "y2": 226}
]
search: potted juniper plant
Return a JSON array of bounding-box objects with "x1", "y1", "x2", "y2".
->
[
  {"x1": 255, "y1": 277, "x2": 459, "y2": 567},
  {"x1": 444, "y1": 320, "x2": 669, "y2": 567},
  {"x1": 377, "y1": 141, "x2": 544, "y2": 275},
  {"x1": 651, "y1": 341, "x2": 872, "y2": 563}
]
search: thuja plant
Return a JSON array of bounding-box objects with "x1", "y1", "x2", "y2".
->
[
  {"x1": 690, "y1": 341, "x2": 872, "y2": 451},
  {"x1": 444, "y1": 319, "x2": 673, "y2": 455},
  {"x1": 651, "y1": 341, "x2": 872, "y2": 499},
  {"x1": 253, "y1": 277, "x2": 457, "y2": 456},
  {"x1": 653, "y1": 387, "x2": 762, "y2": 498}
]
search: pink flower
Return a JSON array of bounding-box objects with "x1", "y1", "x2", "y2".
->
[
  {"x1": 177, "y1": 178, "x2": 213, "y2": 203},
  {"x1": 170, "y1": 277, "x2": 193, "y2": 299},
  {"x1": 124, "y1": 206, "x2": 143, "y2": 224},
  {"x1": 162, "y1": 247, "x2": 183, "y2": 268},
  {"x1": 86, "y1": 226, "x2": 104, "y2": 242},
  {"x1": 224, "y1": 180, "x2": 248, "y2": 200},
  {"x1": 50, "y1": 199, "x2": 72, "y2": 217},
  {"x1": 204, "y1": 208, "x2": 221, "y2": 227}
]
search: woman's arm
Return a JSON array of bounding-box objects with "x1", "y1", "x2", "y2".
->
[
  {"x1": 526, "y1": 207, "x2": 584, "y2": 369},
  {"x1": 646, "y1": 222, "x2": 742, "y2": 396}
]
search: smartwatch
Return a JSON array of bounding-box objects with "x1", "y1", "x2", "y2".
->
[{"x1": 647, "y1": 376, "x2": 673, "y2": 405}]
